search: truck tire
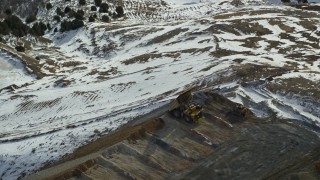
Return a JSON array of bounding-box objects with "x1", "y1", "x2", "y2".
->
[
  {"x1": 185, "y1": 115, "x2": 192, "y2": 123},
  {"x1": 172, "y1": 109, "x2": 181, "y2": 118}
]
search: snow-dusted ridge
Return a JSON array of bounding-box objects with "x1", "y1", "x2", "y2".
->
[{"x1": 1, "y1": 0, "x2": 320, "y2": 179}]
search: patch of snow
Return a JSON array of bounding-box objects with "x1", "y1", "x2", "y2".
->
[{"x1": 0, "y1": 53, "x2": 34, "y2": 89}]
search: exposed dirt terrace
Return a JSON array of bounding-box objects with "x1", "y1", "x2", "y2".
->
[{"x1": 26, "y1": 92, "x2": 320, "y2": 180}]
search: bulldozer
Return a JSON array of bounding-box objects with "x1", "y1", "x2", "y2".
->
[{"x1": 169, "y1": 88, "x2": 205, "y2": 123}]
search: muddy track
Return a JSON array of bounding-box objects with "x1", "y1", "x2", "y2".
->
[{"x1": 25, "y1": 91, "x2": 320, "y2": 180}]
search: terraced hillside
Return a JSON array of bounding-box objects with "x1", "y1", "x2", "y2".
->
[
  {"x1": 26, "y1": 92, "x2": 320, "y2": 180},
  {"x1": 1, "y1": 0, "x2": 320, "y2": 179}
]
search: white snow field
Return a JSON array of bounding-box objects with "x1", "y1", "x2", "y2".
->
[
  {"x1": 1, "y1": 0, "x2": 320, "y2": 179},
  {"x1": 0, "y1": 54, "x2": 34, "y2": 90}
]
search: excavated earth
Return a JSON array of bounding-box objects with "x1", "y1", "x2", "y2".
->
[{"x1": 24, "y1": 91, "x2": 320, "y2": 180}]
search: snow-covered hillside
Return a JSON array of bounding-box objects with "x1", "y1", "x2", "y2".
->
[
  {"x1": 0, "y1": 53, "x2": 34, "y2": 89},
  {"x1": 1, "y1": 0, "x2": 320, "y2": 179}
]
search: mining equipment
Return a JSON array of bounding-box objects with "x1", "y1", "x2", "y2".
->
[{"x1": 169, "y1": 88, "x2": 205, "y2": 123}]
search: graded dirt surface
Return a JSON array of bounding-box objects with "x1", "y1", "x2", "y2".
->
[{"x1": 25, "y1": 91, "x2": 320, "y2": 180}]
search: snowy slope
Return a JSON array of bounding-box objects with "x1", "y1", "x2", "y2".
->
[
  {"x1": 0, "y1": 53, "x2": 34, "y2": 89},
  {"x1": 1, "y1": 0, "x2": 320, "y2": 179}
]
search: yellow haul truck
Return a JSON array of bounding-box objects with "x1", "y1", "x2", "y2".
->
[{"x1": 169, "y1": 88, "x2": 205, "y2": 123}]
